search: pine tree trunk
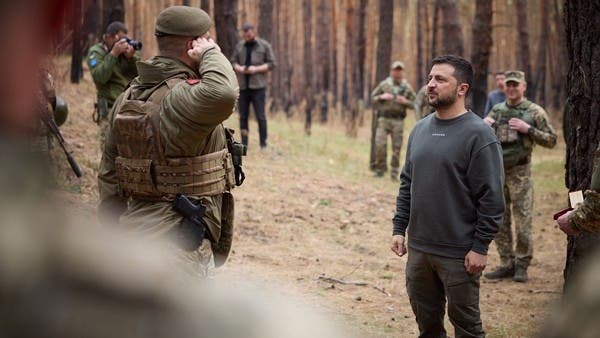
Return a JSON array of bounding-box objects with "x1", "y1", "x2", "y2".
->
[
  {"x1": 201, "y1": 0, "x2": 210, "y2": 13},
  {"x1": 70, "y1": 0, "x2": 83, "y2": 84},
  {"x1": 469, "y1": 0, "x2": 493, "y2": 115},
  {"x1": 258, "y1": 0, "x2": 273, "y2": 42},
  {"x1": 564, "y1": 0, "x2": 600, "y2": 287},
  {"x1": 533, "y1": 2, "x2": 548, "y2": 107},
  {"x1": 101, "y1": 0, "x2": 124, "y2": 33},
  {"x1": 416, "y1": 0, "x2": 424, "y2": 88},
  {"x1": 437, "y1": 0, "x2": 464, "y2": 56},
  {"x1": 302, "y1": 0, "x2": 313, "y2": 134},
  {"x1": 375, "y1": 0, "x2": 393, "y2": 85},
  {"x1": 214, "y1": 0, "x2": 238, "y2": 60},
  {"x1": 515, "y1": 0, "x2": 533, "y2": 100}
]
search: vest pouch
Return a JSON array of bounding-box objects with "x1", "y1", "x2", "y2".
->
[{"x1": 496, "y1": 122, "x2": 520, "y2": 145}]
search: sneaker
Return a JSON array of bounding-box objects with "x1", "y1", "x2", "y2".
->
[
  {"x1": 484, "y1": 265, "x2": 515, "y2": 280},
  {"x1": 513, "y1": 266, "x2": 528, "y2": 283}
]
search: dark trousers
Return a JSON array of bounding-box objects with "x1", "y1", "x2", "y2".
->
[
  {"x1": 238, "y1": 88, "x2": 267, "y2": 148},
  {"x1": 405, "y1": 247, "x2": 484, "y2": 338}
]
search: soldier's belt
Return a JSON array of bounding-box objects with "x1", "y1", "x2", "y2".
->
[
  {"x1": 378, "y1": 111, "x2": 405, "y2": 119},
  {"x1": 115, "y1": 148, "x2": 235, "y2": 201}
]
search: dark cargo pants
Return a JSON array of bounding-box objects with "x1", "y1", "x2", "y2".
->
[
  {"x1": 238, "y1": 88, "x2": 267, "y2": 148},
  {"x1": 405, "y1": 247, "x2": 484, "y2": 338}
]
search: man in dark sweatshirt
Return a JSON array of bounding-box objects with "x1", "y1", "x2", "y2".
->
[{"x1": 390, "y1": 55, "x2": 505, "y2": 338}]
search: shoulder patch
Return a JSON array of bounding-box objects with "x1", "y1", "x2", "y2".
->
[
  {"x1": 88, "y1": 57, "x2": 98, "y2": 68},
  {"x1": 186, "y1": 79, "x2": 201, "y2": 85}
]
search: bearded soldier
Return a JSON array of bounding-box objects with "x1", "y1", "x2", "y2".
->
[{"x1": 98, "y1": 6, "x2": 241, "y2": 277}]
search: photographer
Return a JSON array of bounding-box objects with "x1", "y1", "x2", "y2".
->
[{"x1": 87, "y1": 21, "x2": 140, "y2": 150}]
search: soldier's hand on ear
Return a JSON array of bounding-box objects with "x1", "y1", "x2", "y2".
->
[{"x1": 188, "y1": 37, "x2": 219, "y2": 62}]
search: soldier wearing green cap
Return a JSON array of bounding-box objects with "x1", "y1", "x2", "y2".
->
[
  {"x1": 88, "y1": 21, "x2": 140, "y2": 150},
  {"x1": 483, "y1": 70, "x2": 557, "y2": 283},
  {"x1": 98, "y1": 6, "x2": 240, "y2": 277},
  {"x1": 371, "y1": 60, "x2": 416, "y2": 180}
]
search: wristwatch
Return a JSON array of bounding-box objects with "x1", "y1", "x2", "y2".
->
[{"x1": 527, "y1": 126, "x2": 535, "y2": 135}]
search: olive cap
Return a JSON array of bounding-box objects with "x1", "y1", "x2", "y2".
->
[
  {"x1": 504, "y1": 70, "x2": 526, "y2": 84},
  {"x1": 155, "y1": 6, "x2": 212, "y2": 37},
  {"x1": 391, "y1": 61, "x2": 405, "y2": 70}
]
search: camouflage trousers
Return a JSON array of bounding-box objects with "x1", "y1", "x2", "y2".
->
[
  {"x1": 495, "y1": 163, "x2": 533, "y2": 269},
  {"x1": 174, "y1": 238, "x2": 216, "y2": 278},
  {"x1": 374, "y1": 116, "x2": 404, "y2": 179},
  {"x1": 98, "y1": 118, "x2": 109, "y2": 152}
]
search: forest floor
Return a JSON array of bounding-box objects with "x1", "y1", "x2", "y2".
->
[{"x1": 52, "y1": 55, "x2": 567, "y2": 337}]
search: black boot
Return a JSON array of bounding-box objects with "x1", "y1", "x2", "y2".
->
[
  {"x1": 484, "y1": 264, "x2": 515, "y2": 280},
  {"x1": 513, "y1": 265, "x2": 528, "y2": 283}
]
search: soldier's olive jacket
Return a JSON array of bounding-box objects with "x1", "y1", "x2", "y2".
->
[
  {"x1": 88, "y1": 43, "x2": 139, "y2": 104},
  {"x1": 98, "y1": 48, "x2": 239, "y2": 240},
  {"x1": 230, "y1": 37, "x2": 276, "y2": 90},
  {"x1": 569, "y1": 144, "x2": 600, "y2": 233},
  {"x1": 371, "y1": 77, "x2": 416, "y2": 117},
  {"x1": 489, "y1": 99, "x2": 557, "y2": 154},
  {"x1": 414, "y1": 85, "x2": 431, "y2": 120}
]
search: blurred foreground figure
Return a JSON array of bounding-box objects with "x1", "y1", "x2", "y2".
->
[{"x1": 98, "y1": 6, "x2": 243, "y2": 277}]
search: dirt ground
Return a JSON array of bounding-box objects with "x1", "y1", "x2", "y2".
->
[{"x1": 52, "y1": 56, "x2": 567, "y2": 337}]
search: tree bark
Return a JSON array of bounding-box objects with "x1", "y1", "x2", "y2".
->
[
  {"x1": 533, "y1": 0, "x2": 548, "y2": 107},
  {"x1": 469, "y1": 0, "x2": 493, "y2": 115},
  {"x1": 564, "y1": 0, "x2": 600, "y2": 287},
  {"x1": 515, "y1": 0, "x2": 533, "y2": 100},
  {"x1": 437, "y1": 0, "x2": 464, "y2": 56},
  {"x1": 214, "y1": 0, "x2": 238, "y2": 60},
  {"x1": 317, "y1": 0, "x2": 330, "y2": 123},
  {"x1": 70, "y1": 0, "x2": 83, "y2": 83},
  {"x1": 101, "y1": 0, "x2": 124, "y2": 33},
  {"x1": 258, "y1": 0, "x2": 273, "y2": 43},
  {"x1": 375, "y1": 0, "x2": 393, "y2": 85},
  {"x1": 551, "y1": 0, "x2": 567, "y2": 111},
  {"x1": 416, "y1": 0, "x2": 424, "y2": 87},
  {"x1": 200, "y1": 0, "x2": 210, "y2": 12},
  {"x1": 302, "y1": 0, "x2": 313, "y2": 134}
]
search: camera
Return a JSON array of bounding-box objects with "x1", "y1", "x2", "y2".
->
[{"x1": 125, "y1": 37, "x2": 143, "y2": 51}]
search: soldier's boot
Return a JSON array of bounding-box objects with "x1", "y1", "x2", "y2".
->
[
  {"x1": 513, "y1": 265, "x2": 528, "y2": 283},
  {"x1": 374, "y1": 171, "x2": 384, "y2": 178},
  {"x1": 484, "y1": 264, "x2": 515, "y2": 280}
]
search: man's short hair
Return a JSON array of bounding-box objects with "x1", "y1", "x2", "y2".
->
[
  {"x1": 431, "y1": 55, "x2": 473, "y2": 92},
  {"x1": 156, "y1": 35, "x2": 190, "y2": 56},
  {"x1": 105, "y1": 21, "x2": 127, "y2": 35}
]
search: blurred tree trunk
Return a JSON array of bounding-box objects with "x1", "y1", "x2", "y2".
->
[
  {"x1": 515, "y1": 0, "x2": 533, "y2": 100},
  {"x1": 270, "y1": 0, "x2": 281, "y2": 113},
  {"x1": 182, "y1": 0, "x2": 190, "y2": 6},
  {"x1": 70, "y1": 0, "x2": 83, "y2": 83},
  {"x1": 214, "y1": 0, "x2": 238, "y2": 60},
  {"x1": 437, "y1": 0, "x2": 463, "y2": 56},
  {"x1": 469, "y1": 0, "x2": 493, "y2": 115},
  {"x1": 533, "y1": 0, "x2": 548, "y2": 107},
  {"x1": 551, "y1": 0, "x2": 567, "y2": 111},
  {"x1": 431, "y1": 1, "x2": 439, "y2": 59},
  {"x1": 302, "y1": 0, "x2": 313, "y2": 134},
  {"x1": 317, "y1": 0, "x2": 330, "y2": 123},
  {"x1": 356, "y1": 0, "x2": 366, "y2": 103},
  {"x1": 330, "y1": 1, "x2": 338, "y2": 108},
  {"x1": 258, "y1": 0, "x2": 273, "y2": 42},
  {"x1": 200, "y1": 0, "x2": 210, "y2": 12},
  {"x1": 101, "y1": 0, "x2": 124, "y2": 33},
  {"x1": 564, "y1": 0, "x2": 600, "y2": 288},
  {"x1": 375, "y1": 0, "x2": 393, "y2": 84},
  {"x1": 416, "y1": 0, "x2": 424, "y2": 87}
]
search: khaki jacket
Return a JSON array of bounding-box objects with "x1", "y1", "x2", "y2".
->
[
  {"x1": 88, "y1": 43, "x2": 139, "y2": 104},
  {"x1": 230, "y1": 37, "x2": 276, "y2": 90},
  {"x1": 98, "y1": 48, "x2": 239, "y2": 241}
]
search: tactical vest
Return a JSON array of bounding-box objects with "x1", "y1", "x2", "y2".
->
[
  {"x1": 493, "y1": 100, "x2": 536, "y2": 168},
  {"x1": 377, "y1": 77, "x2": 411, "y2": 118},
  {"x1": 112, "y1": 77, "x2": 235, "y2": 201}
]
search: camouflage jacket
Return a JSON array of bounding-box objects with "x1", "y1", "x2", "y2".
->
[
  {"x1": 371, "y1": 77, "x2": 416, "y2": 117},
  {"x1": 414, "y1": 85, "x2": 431, "y2": 120},
  {"x1": 98, "y1": 50, "x2": 239, "y2": 241},
  {"x1": 569, "y1": 144, "x2": 600, "y2": 233},
  {"x1": 88, "y1": 43, "x2": 139, "y2": 104},
  {"x1": 488, "y1": 99, "x2": 557, "y2": 156}
]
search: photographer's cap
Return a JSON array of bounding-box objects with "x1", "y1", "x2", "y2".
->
[
  {"x1": 391, "y1": 61, "x2": 404, "y2": 70},
  {"x1": 155, "y1": 6, "x2": 212, "y2": 37},
  {"x1": 504, "y1": 70, "x2": 526, "y2": 84}
]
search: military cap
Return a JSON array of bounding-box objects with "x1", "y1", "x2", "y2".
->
[
  {"x1": 391, "y1": 61, "x2": 405, "y2": 70},
  {"x1": 242, "y1": 23, "x2": 255, "y2": 31},
  {"x1": 155, "y1": 6, "x2": 211, "y2": 37},
  {"x1": 504, "y1": 70, "x2": 526, "y2": 84}
]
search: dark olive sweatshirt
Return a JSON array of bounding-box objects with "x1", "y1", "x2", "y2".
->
[{"x1": 393, "y1": 111, "x2": 505, "y2": 258}]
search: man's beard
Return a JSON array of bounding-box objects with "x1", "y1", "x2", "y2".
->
[{"x1": 429, "y1": 86, "x2": 457, "y2": 109}]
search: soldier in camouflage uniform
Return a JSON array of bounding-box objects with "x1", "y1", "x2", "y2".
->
[
  {"x1": 88, "y1": 21, "x2": 139, "y2": 150},
  {"x1": 483, "y1": 70, "x2": 557, "y2": 282},
  {"x1": 414, "y1": 85, "x2": 432, "y2": 120},
  {"x1": 371, "y1": 61, "x2": 416, "y2": 180},
  {"x1": 557, "y1": 143, "x2": 600, "y2": 235},
  {"x1": 98, "y1": 6, "x2": 239, "y2": 277}
]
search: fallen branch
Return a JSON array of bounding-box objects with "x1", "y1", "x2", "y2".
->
[
  {"x1": 372, "y1": 285, "x2": 392, "y2": 297},
  {"x1": 529, "y1": 290, "x2": 562, "y2": 295},
  {"x1": 318, "y1": 275, "x2": 368, "y2": 286}
]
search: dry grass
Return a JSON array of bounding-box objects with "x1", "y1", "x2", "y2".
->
[{"x1": 53, "y1": 54, "x2": 568, "y2": 337}]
